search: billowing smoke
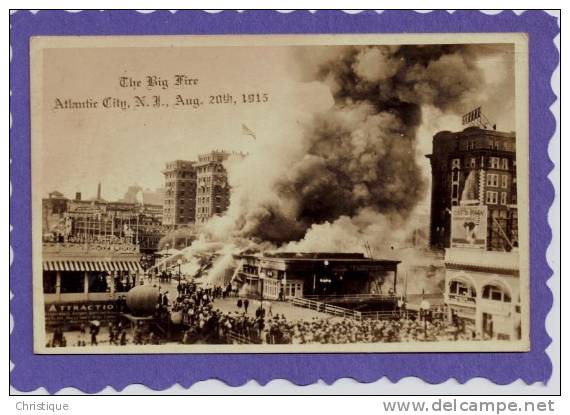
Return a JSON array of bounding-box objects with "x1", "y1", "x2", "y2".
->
[
  {"x1": 202, "y1": 44, "x2": 493, "y2": 251},
  {"x1": 169, "y1": 44, "x2": 511, "y2": 295}
]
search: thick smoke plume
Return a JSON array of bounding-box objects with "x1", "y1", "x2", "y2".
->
[{"x1": 202, "y1": 45, "x2": 492, "y2": 249}]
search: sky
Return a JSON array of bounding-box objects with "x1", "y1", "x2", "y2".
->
[{"x1": 39, "y1": 43, "x2": 516, "y2": 202}]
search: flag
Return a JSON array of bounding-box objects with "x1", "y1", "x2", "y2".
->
[{"x1": 241, "y1": 124, "x2": 256, "y2": 140}]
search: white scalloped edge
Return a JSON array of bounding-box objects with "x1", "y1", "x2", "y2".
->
[{"x1": 8, "y1": 9, "x2": 560, "y2": 395}]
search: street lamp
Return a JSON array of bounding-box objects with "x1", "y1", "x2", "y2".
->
[
  {"x1": 319, "y1": 277, "x2": 332, "y2": 311},
  {"x1": 177, "y1": 259, "x2": 182, "y2": 288},
  {"x1": 420, "y1": 299, "x2": 431, "y2": 340},
  {"x1": 259, "y1": 271, "x2": 265, "y2": 311},
  {"x1": 397, "y1": 298, "x2": 405, "y2": 319}
]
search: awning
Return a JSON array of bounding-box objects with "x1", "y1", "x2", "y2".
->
[{"x1": 43, "y1": 259, "x2": 143, "y2": 273}]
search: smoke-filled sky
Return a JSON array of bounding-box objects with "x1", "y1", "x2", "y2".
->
[
  {"x1": 40, "y1": 43, "x2": 515, "y2": 204},
  {"x1": 40, "y1": 41, "x2": 516, "y2": 252}
]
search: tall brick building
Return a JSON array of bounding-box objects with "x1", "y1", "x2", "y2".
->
[
  {"x1": 162, "y1": 151, "x2": 246, "y2": 227},
  {"x1": 426, "y1": 126, "x2": 518, "y2": 251},
  {"x1": 195, "y1": 150, "x2": 232, "y2": 224},
  {"x1": 162, "y1": 160, "x2": 197, "y2": 227}
]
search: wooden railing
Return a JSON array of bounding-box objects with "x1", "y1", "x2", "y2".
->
[
  {"x1": 224, "y1": 330, "x2": 260, "y2": 345},
  {"x1": 289, "y1": 297, "x2": 362, "y2": 320},
  {"x1": 360, "y1": 310, "x2": 401, "y2": 320},
  {"x1": 303, "y1": 293, "x2": 397, "y2": 303},
  {"x1": 447, "y1": 294, "x2": 476, "y2": 304}
]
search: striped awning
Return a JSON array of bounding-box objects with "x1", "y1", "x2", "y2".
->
[{"x1": 43, "y1": 260, "x2": 142, "y2": 273}]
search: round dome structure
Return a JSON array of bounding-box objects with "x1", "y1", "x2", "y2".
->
[{"x1": 125, "y1": 285, "x2": 160, "y2": 316}]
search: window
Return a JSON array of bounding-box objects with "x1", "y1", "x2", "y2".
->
[
  {"x1": 501, "y1": 175, "x2": 508, "y2": 188},
  {"x1": 501, "y1": 158, "x2": 509, "y2": 170},
  {"x1": 43, "y1": 271, "x2": 57, "y2": 294},
  {"x1": 482, "y1": 285, "x2": 511, "y2": 302},
  {"x1": 486, "y1": 191, "x2": 498, "y2": 204},
  {"x1": 486, "y1": 174, "x2": 499, "y2": 187},
  {"x1": 452, "y1": 169, "x2": 459, "y2": 181},
  {"x1": 449, "y1": 280, "x2": 475, "y2": 297},
  {"x1": 500, "y1": 192, "x2": 507, "y2": 205},
  {"x1": 490, "y1": 157, "x2": 500, "y2": 169},
  {"x1": 88, "y1": 273, "x2": 108, "y2": 293},
  {"x1": 470, "y1": 158, "x2": 476, "y2": 168},
  {"x1": 452, "y1": 158, "x2": 461, "y2": 169},
  {"x1": 452, "y1": 184, "x2": 458, "y2": 198},
  {"x1": 60, "y1": 271, "x2": 85, "y2": 293}
]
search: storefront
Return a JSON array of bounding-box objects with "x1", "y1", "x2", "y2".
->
[
  {"x1": 42, "y1": 243, "x2": 143, "y2": 327},
  {"x1": 444, "y1": 248, "x2": 521, "y2": 340}
]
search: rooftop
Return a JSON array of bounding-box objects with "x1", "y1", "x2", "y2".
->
[{"x1": 240, "y1": 252, "x2": 401, "y2": 267}]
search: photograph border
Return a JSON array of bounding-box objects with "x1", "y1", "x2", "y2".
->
[{"x1": 9, "y1": 9, "x2": 558, "y2": 392}]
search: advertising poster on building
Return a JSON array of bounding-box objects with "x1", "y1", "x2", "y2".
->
[{"x1": 451, "y1": 205, "x2": 488, "y2": 249}]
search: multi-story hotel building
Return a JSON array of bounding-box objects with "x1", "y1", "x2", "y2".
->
[
  {"x1": 162, "y1": 160, "x2": 197, "y2": 227},
  {"x1": 426, "y1": 126, "x2": 517, "y2": 251},
  {"x1": 195, "y1": 150, "x2": 232, "y2": 224},
  {"x1": 427, "y1": 126, "x2": 523, "y2": 341}
]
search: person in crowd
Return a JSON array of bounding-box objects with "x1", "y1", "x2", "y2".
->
[
  {"x1": 89, "y1": 323, "x2": 99, "y2": 346},
  {"x1": 244, "y1": 298, "x2": 249, "y2": 314},
  {"x1": 108, "y1": 322, "x2": 116, "y2": 345},
  {"x1": 119, "y1": 329, "x2": 128, "y2": 345}
]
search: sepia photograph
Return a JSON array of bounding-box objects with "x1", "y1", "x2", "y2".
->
[{"x1": 30, "y1": 33, "x2": 529, "y2": 353}]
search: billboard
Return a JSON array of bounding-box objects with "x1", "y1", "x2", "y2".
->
[
  {"x1": 450, "y1": 205, "x2": 488, "y2": 249},
  {"x1": 44, "y1": 300, "x2": 118, "y2": 328},
  {"x1": 462, "y1": 106, "x2": 481, "y2": 125}
]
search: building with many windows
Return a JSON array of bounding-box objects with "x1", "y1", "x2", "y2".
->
[
  {"x1": 426, "y1": 126, "x2": 523, "y2": 341},
  {"x1": 162, "y1": 160, "x2": 197, "y2": 227},
  {"x1": 426, "y1": 126, "x2": 517, "y2": 251},
  {"x1": 163, "y1": 150, "x2": 246, "y2": 226},
  {"x1": 195, "y1": 150, "x2": 232, "y2": 224}
]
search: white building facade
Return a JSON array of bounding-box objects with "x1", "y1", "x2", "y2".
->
[{"x1": 444, "y1": 248, "x2": 522, "y2": 340}]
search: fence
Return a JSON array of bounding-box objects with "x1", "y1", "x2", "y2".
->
[
  {"x1": 304, "y1": 293, "x2": 397, "y2": 302},
  {"x1": 360, "y1": 311, "x2": 401, "y2": 320},
  {"x1": 225, "y1": 330, "x2": 255, "y2": 345},
  {"x1": 289, "y1": 297, "x2": 362, "y2": 320}
]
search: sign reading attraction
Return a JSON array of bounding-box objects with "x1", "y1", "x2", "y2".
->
[
  {"x1": 45, "y1": 301, "x2": 118, "y2": 327},
  {"x1": 450, "y1": 205, "x2": 488, "y2": 249}
]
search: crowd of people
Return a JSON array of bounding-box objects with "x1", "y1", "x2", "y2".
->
[
  {"x1": 47, "y1": 267, "x2": 479, "y2": 347},
  {"x1": 159, "y1": 281, "x2": 472, "y2": 345}
]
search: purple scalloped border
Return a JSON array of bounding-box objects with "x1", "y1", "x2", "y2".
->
[{"x1": 9, "y1": 10, "x2": 559, "y2": 393}]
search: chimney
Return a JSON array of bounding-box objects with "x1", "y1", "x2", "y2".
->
[
  {"x1": 97, "y1": 182, "x2": 101, "y2": 200},
  {"x1": 75, "y1": 192, "x2": 81, "y2": 201}
]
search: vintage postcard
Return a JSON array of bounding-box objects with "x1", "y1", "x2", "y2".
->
[
  {"x1": 29, "y1": 32, "x2": 530, "y2": 354},
  {"x1": 9, "y1": 9, "x2": 559, "y2": 394}
]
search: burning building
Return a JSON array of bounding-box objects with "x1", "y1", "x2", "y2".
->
[{"x1": 234, "y1": 252, "x2": 400, "y2": 301}]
